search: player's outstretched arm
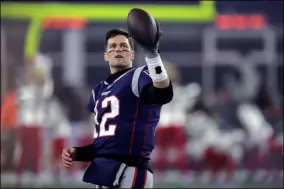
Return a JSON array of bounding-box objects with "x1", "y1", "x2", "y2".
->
[
  {"x1": 139, "y1": 20, "x2": 170, "y2": 89},
  {"x1": 136, "y1": 20, "x2": 173, "y2": 105}
]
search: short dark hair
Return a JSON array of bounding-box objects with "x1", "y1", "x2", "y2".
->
[{"x1": 105, "y1": 28, "x2": 134, "y2": 50}]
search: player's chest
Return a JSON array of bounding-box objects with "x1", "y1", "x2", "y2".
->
[
  {"x1": 99, "y1": 78, "x2": 129, "y2": 97},
  {"x1": 95, "y1": 79, "x2": 134, "y2": 113}
]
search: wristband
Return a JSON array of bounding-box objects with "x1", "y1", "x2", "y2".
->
[{"x1": 145, "y1": 55, "x2": 168, "y2": 82}]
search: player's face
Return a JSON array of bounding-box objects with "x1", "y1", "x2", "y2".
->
[{"x1": 104, "y1": 35, "x2": 134, "y2": 72}]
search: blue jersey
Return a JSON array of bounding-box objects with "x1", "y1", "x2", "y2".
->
[{"x1": 87, "y1": 66, "x2": 161, "y2": 166}]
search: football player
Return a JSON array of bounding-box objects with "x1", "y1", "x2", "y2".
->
[{"x1": 62, "y1": 24, "x2": 173, "y2": 188}]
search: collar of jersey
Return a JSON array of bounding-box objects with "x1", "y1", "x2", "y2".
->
[{"x1": 105, "y1": 68, "x2": 133, "y2": 84}]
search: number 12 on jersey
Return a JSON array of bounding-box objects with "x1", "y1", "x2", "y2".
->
[{"x1": 93, "y1": 95, "x2": 120, "y2": 138}]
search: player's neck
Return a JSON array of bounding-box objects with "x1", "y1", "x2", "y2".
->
[{"x1": 110, "y1": 67, "x2": 132, "y2": 75}]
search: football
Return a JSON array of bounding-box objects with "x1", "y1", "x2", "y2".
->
[{"x1": 126, "y1": 8, "x2": 157, "y2": 46}]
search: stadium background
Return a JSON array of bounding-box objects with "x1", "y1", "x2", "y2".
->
[{"x1": 1, "y1": 1, "x2": 283, "y2": 188}]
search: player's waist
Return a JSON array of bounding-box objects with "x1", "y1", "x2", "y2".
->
[{"x1": 95, "y1": 154, "x2": 153, "y2": 173}]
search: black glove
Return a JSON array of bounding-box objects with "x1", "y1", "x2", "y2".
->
[{"x1": 139, "y1": 20, "x2": 162, "y2": 58}]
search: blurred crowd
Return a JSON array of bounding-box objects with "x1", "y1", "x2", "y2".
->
[{"x1": 152, "y1": 61, "x2": 283, "y2": 183}]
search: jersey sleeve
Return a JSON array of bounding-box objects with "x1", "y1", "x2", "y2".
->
[
  {"x1": 131, "y1": 66, "x2": 153, "y2": 97},
  {"x1": 87, "y1": 88, "x2": 96, "y2": 112}
]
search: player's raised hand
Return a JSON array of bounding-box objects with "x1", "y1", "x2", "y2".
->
[
  {"x1": 140, "y1": 20, "x2": 162, "y2": 57},
  {"x1": 145, "y1": 20, "x2": 163, "y2": 54},
  {"x1": 61, "y1": 148, "x2": 76, "y2": 168}
]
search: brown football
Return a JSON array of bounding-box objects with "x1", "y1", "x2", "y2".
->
[{"x1": 126, "y1": 8, "x2": 157, "y2": 46}]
